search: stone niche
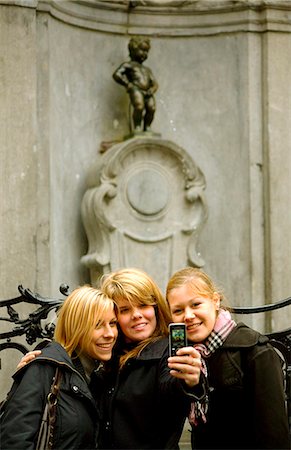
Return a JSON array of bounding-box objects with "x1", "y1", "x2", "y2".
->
[{"x1": 81, "y1": 136, "x2": 207, "y2": 291}]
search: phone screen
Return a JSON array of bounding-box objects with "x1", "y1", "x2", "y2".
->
[{"x1": 169, "y1": 323, "x2": 187, "y2": 356}]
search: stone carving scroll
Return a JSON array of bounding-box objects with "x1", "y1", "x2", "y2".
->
[{"x1": 81, "y1": 137, "x2": 208, "y2": 291}]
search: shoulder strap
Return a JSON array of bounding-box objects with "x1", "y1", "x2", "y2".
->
[
  {"x1": 36, "y1": 366, "x2": 63, "y2": 450},
  {"x1": 47, "y1": 367, "x2": 63, "y2": 426},
  {"x1": 48, "y1": 367, "x2": 62, "y2": 399}
]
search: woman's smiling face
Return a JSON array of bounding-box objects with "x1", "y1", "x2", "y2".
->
[
  {"x1": 84, "y1": 309, "x2": 118, "y2": 361},
  {"x1": 167, "y1": 283, "x2": 220, "y2": 343},
  {"x1": 117, "y1": 298, "x2": 157, "y2": 343}
]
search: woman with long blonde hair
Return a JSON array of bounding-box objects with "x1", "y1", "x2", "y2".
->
[
  {"x1": 1, "y1": 286, "x2": 118, "y2": 450},
  {"x1": 99, "y1": 268, "x2": 203, "y2": 450}
]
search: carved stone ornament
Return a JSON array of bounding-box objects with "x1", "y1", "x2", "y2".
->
[{"x1": 81, "y1": 137, "x2": 208, "y2": 290}]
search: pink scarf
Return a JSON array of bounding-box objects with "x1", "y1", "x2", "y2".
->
[{"x1": 189, "y1": 309, "x2": 236, "y2": 426}]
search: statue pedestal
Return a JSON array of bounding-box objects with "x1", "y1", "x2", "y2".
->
[{"x1": 81, "y1": 136, "x2": 208, "y2": 291}]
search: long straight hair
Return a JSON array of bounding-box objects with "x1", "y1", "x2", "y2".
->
[
  {"x1": 54, "y1": 285, "x2": 116, "y2": 357},
  {"x1": 101, "y1": 268, "x2": 171, "y2": 368}
]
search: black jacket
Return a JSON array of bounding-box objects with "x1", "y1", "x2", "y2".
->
[
  {"x1": 99, "y1": 337, "x2": 205, "y2": 449},
  {"x1": 0, "y1": 342, "x2": 100, "y2": 450},
  {"x1": 191, "y1": 323, "x2": 290, "y2": 449}
]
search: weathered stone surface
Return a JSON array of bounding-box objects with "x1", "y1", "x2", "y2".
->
[{"x1": 81, "y1": 137, "x2": 208, "y2": 291}]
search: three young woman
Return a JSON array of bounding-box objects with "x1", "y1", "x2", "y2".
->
[
  {"x1": 1, "y1": 286, "x2": 118, "y2": 450},
  {"x1": 5, "y1": 267, "x2": 290, "y2": 449},
  {"x1": 166, "y1": 267, "x2": 290, "y2": 449}
]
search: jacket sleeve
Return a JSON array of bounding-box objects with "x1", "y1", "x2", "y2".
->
[
  {"x1": 157, "y1": 343, "x2": 207, "y2": 406},
  {"x1": 0, "y1": 362, "x2": 56, "y2": 450},
  {"x1": 247, "y1": 344, "x2": 290, "y2": 449}
]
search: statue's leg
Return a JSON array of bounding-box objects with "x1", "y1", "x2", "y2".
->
[
  {"x1": 144, "y1": 96, "x2": 156, "y2": 131},
  {"x1": 130, "y1": 89, "x2": 144, "y2": 131}
]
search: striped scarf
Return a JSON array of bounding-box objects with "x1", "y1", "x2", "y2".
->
[{"x1": 189, "y1": 309, "x2": 236, "y2": 426}]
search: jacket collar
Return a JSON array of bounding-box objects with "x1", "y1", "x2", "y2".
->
[{"x1": 13, "y1": 341, "x2": 75, "y2": 380}]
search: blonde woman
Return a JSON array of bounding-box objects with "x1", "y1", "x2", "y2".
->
[
  {"x1": 1, "y1": 286, "x2": 118, "y2": 450},
  {"x1": 166, "y1": 267, "x2": 290, "y2": 449},
  {"x1": 99, "y1": 268, "x2": 203, "y2": 450}
]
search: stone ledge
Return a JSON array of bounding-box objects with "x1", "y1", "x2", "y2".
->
[{"x1": 31, "y1": 0, "x2": 291, "y2": 36}]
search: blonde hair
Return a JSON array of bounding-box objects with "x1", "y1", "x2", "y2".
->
[
  {"x1": 54, "y1": 285, "x2": 116, "y2": 357},
  {"x1": 100, "y1": 268, "x2": 171, "y2": 367},
  {"x1": 166, "y1": 267, "x2": 227, "y2": 307}
]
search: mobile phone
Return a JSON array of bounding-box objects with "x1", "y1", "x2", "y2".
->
[{"x1": 169, "y1": 323, "x2": 187, "y2": 356}]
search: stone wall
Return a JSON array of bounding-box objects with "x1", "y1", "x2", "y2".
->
[{"x1": 1, "y1": 0, "x2": 291, "y2": 393}]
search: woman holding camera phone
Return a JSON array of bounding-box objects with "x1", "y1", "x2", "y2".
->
[
  {"x1": 14, "y1": 268, "x2": 204, "y2": 449},
  {"x1": 166, "y1": 267, "x2": 290, "y2": 449}
]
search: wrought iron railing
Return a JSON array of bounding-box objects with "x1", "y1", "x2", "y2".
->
[{"x1": 0, "y1": 284, "x2": 69, "y2": 356}]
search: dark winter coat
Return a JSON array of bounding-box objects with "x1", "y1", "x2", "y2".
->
[
  {"x1": 99, "y1": 337, "x2": 206, "y2": 449},
  {"x1": 0, "y1": 342, "x2": 100, "y2": 450},
  {"x1": 191, "y1": 323, "x2": 290, "y2": 449}
]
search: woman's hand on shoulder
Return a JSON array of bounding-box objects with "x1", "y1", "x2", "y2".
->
[
  {"x1": 16, "y1": 350, "x2": 42, "y2": 369},
  {"x1": 168, "y1": 347, "x2": 201, "y2": 387}
]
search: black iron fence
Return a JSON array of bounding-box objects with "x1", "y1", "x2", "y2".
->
[{"x1": 0, "y1": 284, "x2": 68, "y2": 357}]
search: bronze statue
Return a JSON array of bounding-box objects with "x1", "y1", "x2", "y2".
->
[{"x1": 113, "y1": 36, "x2": 158, "y2": 133}]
